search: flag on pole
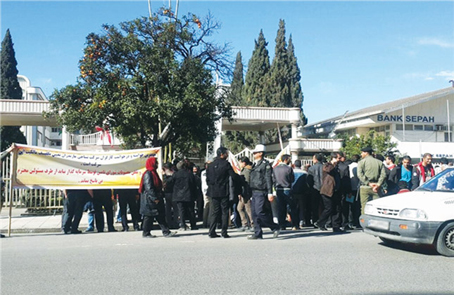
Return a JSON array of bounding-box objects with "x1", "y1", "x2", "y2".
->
[
  {"x1": 272, "y1": 145, "x2": 290, "y2": 168},
  {"x1": 228, "y1": 151, "x2": 241, "y2": 174}
]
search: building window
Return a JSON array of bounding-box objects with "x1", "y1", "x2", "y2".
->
[
  {"x1": 424, "y1": 125, "x2": 434, "y2": 131},
  {"x1": 396, "y1": 124, "x2": 413, "y2": 131},
  {"x1": 445, "y1": 132, "x2": 452, "y2": 142},
  {"x1": 50, "y1": 141, "x2": 62, "y2": 146},
  {"x1": 51, "y1": 127, "x2": 62, "y2": 133},
  {"x1": 414, "y1": 125, "x2": 423, "y2": 131}
]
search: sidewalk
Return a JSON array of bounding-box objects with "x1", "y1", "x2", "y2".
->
[{"x1": 0, "y1": 207, "x2": 122, "y2": 234}]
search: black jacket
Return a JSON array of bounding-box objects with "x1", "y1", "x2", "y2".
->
[
  {"x1": 337, "y1": 161, "x2": 352, "y2": 195},
  {"x1": 206, "y1": 157, "x2": 237, "y2": 199},
  {"x1": 308, "y1": 162, "x2": 323, "y2": 191},
  {"x1": 250, "y1": 159, "x2": 273, "y2": 194},
  {"x1": 386, "y1": 165, "x2": 401, "y2": 194},
  {"x1": 292, "y1": 172, "x2": 309, "y2": 195},
  {"x1": 170, "y1": 169, "x2": 196, "y2": 202},
  {"x1": 139, "y1": 171, "x2": 164, "y2": 217},
  {"x1": 272, "y1": 163, "x2": 295, "y2": 189},
  {"x1": 162, "y1": 173, "x2": 174, "y2": 194}
]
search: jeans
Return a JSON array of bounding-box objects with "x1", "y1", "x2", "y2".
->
[{"x1": 83, "y1": 200, "x2": 95, "y2": 230}]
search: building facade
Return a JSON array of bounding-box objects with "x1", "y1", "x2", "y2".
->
[
  {"x1": 304, "y1": 87, "x2": 454, "y2": 161},
  {"x1": 17, "y1": 75, "x2": 63, "y2": 149}
]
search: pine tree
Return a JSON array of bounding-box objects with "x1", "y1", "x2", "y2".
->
[
  {"x1": 243, "y1": 30, "x2": 270, "y2": 107},
  {"x1": 266, "y1": 19, "x2": 291, "y2": 107},
  {"x1": 227, "y1": 51, "x2": 244, "y2": 105},
  {"x1": 1, "y1": 29, "x2": 26, "y2": 151}
]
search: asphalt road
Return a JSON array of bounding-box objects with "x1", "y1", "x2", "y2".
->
[{"x1": 1, "y1": 228, "x2": 453, "y2": 295}]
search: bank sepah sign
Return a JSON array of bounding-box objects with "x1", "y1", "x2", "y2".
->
[{"x1": 377, "y1": 114, "x2": 435, "y2": 123}]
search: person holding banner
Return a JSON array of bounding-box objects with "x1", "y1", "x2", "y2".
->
[
  {"x1": 62, "y1": 189, "x2": 90, "y2": 234},
  {"x1": 91, "y1": 189, "x2": 117, "y2": 232},
  {"x1": 139, "y1": 157, "x2": 176, "y2": 238}
]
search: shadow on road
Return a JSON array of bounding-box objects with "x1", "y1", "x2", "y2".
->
[
  {"x1": 378, "y1": 241, "x2": 439, "y2": 256},
  {"x1": 278, "y1": 229, "x2": 352, "y2": 240}
]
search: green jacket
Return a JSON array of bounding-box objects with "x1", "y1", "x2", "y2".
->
[{"x1": 357, "y1": 155, "x2": 387, "y2": 187}]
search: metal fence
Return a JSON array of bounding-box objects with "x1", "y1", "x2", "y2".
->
[{"x1": 1, "y1": 153, "x2": 64, "y2": 213}]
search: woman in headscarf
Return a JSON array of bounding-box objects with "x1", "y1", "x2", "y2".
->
[{"x1": 139, "y1": 157, "x2": 176, "y2": 238}]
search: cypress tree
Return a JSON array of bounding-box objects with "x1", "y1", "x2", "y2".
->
[
  {"x1": 288, "y1": 35, "x2": 307, "y2": 124},
  {"x1": 1, "y1": 29, "x2": 22, "y2": 100},
  {"x1": 1, "y1": 29, "x2": 27, "y2": 151},
  {"x1": 243, "y1": 30, "x2": 270, "y2": 107},
  {"x1": 227, "y1": 51, "x2": 244, "y2": 105},
  {"x1": 266, "y1": 19, "x2": 291, "y2": 107},
  {"x1": 287, "y1": 35, "x2": 303, "y2": 108}
]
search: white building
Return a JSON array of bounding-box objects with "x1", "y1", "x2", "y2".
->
[
  {"x1": 304, "y1": 87, "x2": 454, "y2": 161},
  {"x1": 17, "y1": 75, "x2": 63, "y2": 149}
]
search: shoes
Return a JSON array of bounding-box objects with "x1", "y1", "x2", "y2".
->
[
  {"x1": 333, "y1": 228, "x2": 345, "y2": 233},
  {"x1": 121, "y1": 227, "x2": 129, "y2": 232},
  {"x1": 313, "y1": 222, "x2": 319, "y2": 229},
  {"x1": 343, "y1": 225, "x2": 353, "y2": 230},
  {"x1": 84, "y1": 228, "x2": 94, "y2": 233},
  {"x1": 318, "y1": 225, "x2": 328, "y2": 231},
  {"x1": 292, "y1": 227, "x2": 300, "y2": 231},
  {"x1": 222, "y1": 234, "x2": 230, "y2": 238},
  {"x1": 237, "y1": 226, "x2": 247, "y2": 232},
  {"x1": 70, "y1": 230, "x2": 82, "y2": 234},
  {"x1": 164, "y1": 231, "x2": 177, "y2": 237},
  {"x1": 247, "y1": 235, "x2": 262, "y2": 240},
  {"x1": 191, "y1": 226, "x2": 199, "y2": 230},
  {"x1": 248, "y1": 227, "x2": 255, "y2": 233},
  {"x1": 178, "y1": 227, "x2": 187, "y2": 232},
  {"x1": 209, "y1": 234, "x2": 220, "y2": 238},
  {"x1": 108, "y1": 228, "x2": 118, "y2": 232},
  {"x1": 299, "y1": 221, "x2": 304, "y2": 228},
  {"x1": 273, "y1": 228, "x2": 281, "y2": 238},
  {"x1": 280, "y1": 227, "x2": 286, "y2": 231},
  {"x1": 143, "y1": 234, "x2": 156, "y2": 238},
  {"x1": 0, "y1": 234, "x2": 5, "y2": 238}
]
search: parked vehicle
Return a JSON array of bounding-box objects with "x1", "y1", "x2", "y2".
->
[{"x1": 360, "y1": 167, "x2": 454, "y2": 257}]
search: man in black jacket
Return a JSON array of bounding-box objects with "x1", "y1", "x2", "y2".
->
[
  {"x1": 307, "y1": 153, "x2": 324, "y2": 227},
  {"x1": 247, "y1": 144, "x2": 280, "y2": 240},
  {"x1": 337, "y1": 153, "x2": 353, "y2": 230},
  {"x1": 206, "y1": 147, "x2": 237, "y2": 238},
  {"x1": 272, "y1": 154, "x2": 296, "y2": 230}
]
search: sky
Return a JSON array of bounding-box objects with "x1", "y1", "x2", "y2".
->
[{"x1": 1, "y1": 1, "x2": 454, "y2": 124}]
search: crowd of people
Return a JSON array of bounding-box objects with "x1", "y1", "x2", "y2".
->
[{"x1": 61, "y1": 145, "x2": 453, "y2": 238}]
